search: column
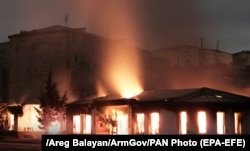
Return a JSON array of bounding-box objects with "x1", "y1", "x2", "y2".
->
[
  {"x1": 206, "y1": 110, "x2": 217, "y2": 134},
  {"x1": 66, "y1": 114, "x2": 73, "y2": 134},
  {"x1": 91, "y1": 107, "x2": 96, "y2": 134},
  {"x1": 225, "y1": 110, "x2": 235, "y2": 134},
  {"x1": 242, "y1": 111, "x2": 249, "y2": 134},
  {"x1": 128, "y1": 105, "x2": 132, "y2": 134},
  {"x1": 14, "y1": 114, "x2": 18, "y2": 131},
  {"x1": 186, "y1": 110, "x2": 198, "y2": 134},
  {"x1": 144, "y1": 112, "x2": 150, "y2": 134}
]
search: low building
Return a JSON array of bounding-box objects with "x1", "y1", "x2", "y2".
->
[
  {"x1": 66, "y1": 87, "x2": 250, "y2": 135},
  {"x1": 4, "y1": 104, "x2": 44, "y2": 138}
]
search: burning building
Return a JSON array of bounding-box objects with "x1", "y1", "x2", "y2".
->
[
  {"x1": 67, "y1": 87, "x2": 250, "y2": 135},
  {"x1": 1, "y1": 24, "x2": 250, "y2": 137}
]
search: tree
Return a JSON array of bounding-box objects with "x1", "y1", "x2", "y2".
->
[
  {"x1": 35, "y1": 70, "x2": 67, "y2": 134},
  {"x1": 0, "y1": 98, "x2": 8, "y2": 130}
]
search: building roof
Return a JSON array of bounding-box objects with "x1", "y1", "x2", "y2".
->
[
  {"x1": 68, "y1": 95, "x2": 98, "y2": 105},
  {"x1": 67, "y1": 94, "x2": 130, "y2": 106},
  {"x1": 233, "y1": 50, "x2": 250, "y2": 55},
  {"x1": 133, "y1": 88, "x2": 200, "y2": 101},
  {"x1": 8, "y1": 25, "x2": 86, "y2": 39},
  {"x1": 133, "y1": 87, "x2": 250, "y2": 103},
  {"x1": 154, "y1": 45, "x2": 231, "y2": 55},
  {"x1": 69, "y1": 87, "x2": 250, "y2": 106}
]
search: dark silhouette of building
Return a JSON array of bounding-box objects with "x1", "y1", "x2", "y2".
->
[{"x1": 0, "y1": 42, "x2": 9, "y2": 102}]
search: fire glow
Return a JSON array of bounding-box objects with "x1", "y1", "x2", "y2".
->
[
  {"x1": 102, "y1": 39, "x2": 143, "y2": 99},
  {"x1": 108, "y1": 109, "x2": 128, "y2": 134},
  {"x1": 100, "y1": 41, "x2": 144, "y2": 98},
  {"x1": 92, "y1": 0, "x2": 143, "y2": 98},
  {"x1": 16, "y1": 104, "x2": 42, "y2": 132}
]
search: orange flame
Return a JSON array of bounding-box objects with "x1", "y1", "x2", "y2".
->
[
  {"x1": 96, "y1": 80, "x2": 107, "y2": 97},
  {"x1": 85, "y1": 0, "x2": 143, "y2": 98},
  {"x1": 104, "y1": 44, "x2": 143, "y2": 98}
]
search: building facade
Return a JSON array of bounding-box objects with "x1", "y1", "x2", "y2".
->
[
  {"x1": 7, "y1": 25, "x2": 105, "y2": 104},
  {"x1": 4, "y1": 25, "x2": 151, "y2": 105},
  {"x1": 152, "y1": 45, "x2": 233, "y2": 69}
]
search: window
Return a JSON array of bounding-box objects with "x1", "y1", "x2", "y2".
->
[
  {"x1": 9, "y1": 114, "x2": 14, "y2": 130},
  {"x1": 96, "y1": 105, "x2": 128, "y2": 135},
  {"x1": 198, "y1": 111, "x2": 206, "y2": 134},
  {"x1": 217, "y1": 112, "x2": 225, "y2": 134},
  {"x1": 150, "y1": 112, "x2": 159, "y2": 134},
  {"x1": 73, "y1": 114, "x2": 91, "y2": 134},
  {"x1": 117, "y1": 114, "x2": 128, "y2": 134},
  {"x1": 136, "y1": 113, "x2": 144, "y2": 134},
  {"x1": 179, "y1": 111, "x2": 187, "y2": 134},
  {"x1": 73, "y1": 115, "x2": 81, "y2": 134},
  {"x1": 84, "y1": 115, "x2": 92, "y2": 134},
  {"x1": 234, "y1": 112, "x2": 242, "y2": 134}
]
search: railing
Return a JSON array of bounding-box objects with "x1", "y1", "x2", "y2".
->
[{"x1": 24, "y1": 127, "x2": 34, "y2": 131}]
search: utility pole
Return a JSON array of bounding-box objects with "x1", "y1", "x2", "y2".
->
[
  {"x1": 63, "y1": 14, "x2": 69, "y2": 129},
  {"x1": 200, "y1": 37, "x2": 203, "y2": 50},
  {"x1": 64, "y1": 14, "x2": 70, "y2": 71},
  {"x1": 216, "y1": 39, "x2": 220, "y2": 51}
]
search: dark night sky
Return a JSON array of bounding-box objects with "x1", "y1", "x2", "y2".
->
[{"x1": 1, "y1": 0, "x2": 250, "y2": 53}]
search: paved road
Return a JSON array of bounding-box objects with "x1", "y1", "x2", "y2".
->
[
  {"x1": 0, "y1": 138, "x2": 41, "y2": 151},
  {"x1": 0, "y1": 142, "x2": 41, "y2": 151}
]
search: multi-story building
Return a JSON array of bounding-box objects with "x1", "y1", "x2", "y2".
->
[
  {"x1": 6, "y1": 25, "x2": 151, "y2": 105},
  {"x1": 153, "y1": 45, "x2": 204, "y2": 68},
  {"x1": 6, "y1": 25, "x2": 115, "y2": 104},
  {"x1": 0, "y1": 42, "x2": 9, "y2": 102},
  {"x1": 202, "y1": 48, "x2": 232, "y2": 65},
  {"x1": 152, "y1": 45, "x2": 232, "y2": 68},
  {"x1": 150, "y1": 45, "x2": 234, "y2": 90},
  {"x1": 233, "y1": 51, "x2": 250, "y2": 67}
]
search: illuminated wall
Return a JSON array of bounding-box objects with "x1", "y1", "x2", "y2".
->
[{"x1": 17, "y1": 104, "x2": 44, "y2": 132}]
